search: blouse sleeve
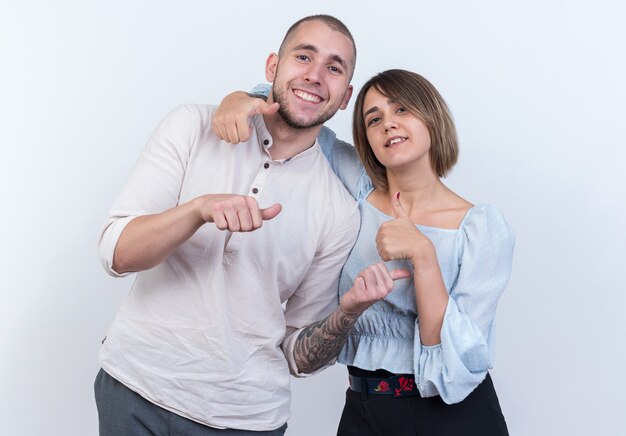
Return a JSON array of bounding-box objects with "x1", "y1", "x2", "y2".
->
[
  {"x1": 317, "y1": 126, "x2": 372, "y2": 201},
  {"x1": 413, "y1": 204, "x2": 515, "y2": 404}
]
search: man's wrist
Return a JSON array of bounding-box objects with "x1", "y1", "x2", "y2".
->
[
  {"x1": 338, "y1": 300, "x2": 361, "y2": 320},
  {"x1": 246, "y1": 92, "x2": 267, "y2": 102},
  {"x1": 250, "y1": 83, "x2": 271, "y2": 99},
  {"x1": 189, "y1": 195, "x2": 212, "y2": 224}
]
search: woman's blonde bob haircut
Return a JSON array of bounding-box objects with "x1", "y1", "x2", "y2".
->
[{"x1": 352, "y1": 69, "x2": 459, "y2": 192}]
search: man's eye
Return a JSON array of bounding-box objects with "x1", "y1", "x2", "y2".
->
[
  {"x1": 328, "y1": 66, "x2": 343, "y2": 74},
  {"x1": 297, "y1": 55, "x2": 310, "y2": 62}
]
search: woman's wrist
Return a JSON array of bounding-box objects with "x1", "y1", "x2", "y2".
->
[{"x1": 409, "y1": 239, "x2": 438, "y2": 270}]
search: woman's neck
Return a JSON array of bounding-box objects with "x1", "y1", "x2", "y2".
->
[
  {"x1": 385, "y1": 166, "x2": 445, "y2": 214},
  {"x1": 370, "y1": 166, "x2": 472, "y2": 229}
]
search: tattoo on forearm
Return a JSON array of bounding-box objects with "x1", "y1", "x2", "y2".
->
[{"x1": 294, "y1": 308, "x2": 360, "y2": 374}]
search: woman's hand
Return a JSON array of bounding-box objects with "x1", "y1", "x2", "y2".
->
[
  {"x1": 376, "y1": 192, "x2": 435, "y2": 266},
  {"x1": 340, "y1": 263, "x2": 411, "y2": 315}
]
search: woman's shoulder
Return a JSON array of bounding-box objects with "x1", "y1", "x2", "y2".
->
[
  {"x1": 461, "y1": 203, "x2": 508, "y2": 226},
  {"x1": 459, "y1": 203, "x2": 515, "y2": 247}
]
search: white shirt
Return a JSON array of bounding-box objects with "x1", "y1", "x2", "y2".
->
[{"x1": 98, "y1": 104, "x2": 359, "y2": 431}]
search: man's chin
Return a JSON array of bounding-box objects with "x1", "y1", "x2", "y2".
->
[{"x1": 277, "y1": 109, "x2": 326, "y2": 130}]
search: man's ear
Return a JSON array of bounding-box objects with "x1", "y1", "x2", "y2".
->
[
  {"x1": 339, "y1": 85, "x2": 354, "y2": 110},
  {"x1": 265, "y1": 53, "x2": 279, "y2": 82}
]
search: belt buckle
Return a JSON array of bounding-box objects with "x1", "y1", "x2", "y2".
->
[{"x1": 388, "y1": 375, "x2": 416, "y2": 397}]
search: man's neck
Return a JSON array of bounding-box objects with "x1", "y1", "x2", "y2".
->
[{"x1": 262, "y1": 112, "x2": 322, "y2": 161}]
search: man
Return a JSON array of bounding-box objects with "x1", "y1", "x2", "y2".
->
[{"x1": 96, "y1": 15, "x2": 368, "y2": 435}]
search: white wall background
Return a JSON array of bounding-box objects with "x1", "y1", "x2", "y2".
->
[{"x1": 1, "y1": 1, "x2": 624, "y2": 435}]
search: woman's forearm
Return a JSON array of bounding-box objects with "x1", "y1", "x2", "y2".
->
[{"x1": 411, "y1": 249, "x2": 449, "y2": 346}]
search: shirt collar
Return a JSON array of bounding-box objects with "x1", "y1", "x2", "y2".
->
[{"x1": 252, "y1": 114, "x2": 320, "y2": 162}]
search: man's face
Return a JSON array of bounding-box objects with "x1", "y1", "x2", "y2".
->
[{"x1": 266, "y1": 20, "x2": 354, "y2": 129}]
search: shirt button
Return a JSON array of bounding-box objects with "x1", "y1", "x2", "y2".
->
[
  {"x1": 264, "y1": 162, "x2": 269, "y2": 169},
  {"x1": 252, "y1": 188, "x2": 259, "y2": 194},
  {"x1": 263, "y1": 139, "x2": 270, "y2": 146}
]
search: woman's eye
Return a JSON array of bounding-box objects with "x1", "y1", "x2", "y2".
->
[
  {"x1": 366, "y1": 117, "x2": 381, "y2": 126},
  {"x1": 397, "y1": 106, "x2": 406, "y2": 113}
]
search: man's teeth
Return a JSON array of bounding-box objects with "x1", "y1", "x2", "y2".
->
[{"x1": 294, "y1": 90, "x2": 321, "y2": 103}]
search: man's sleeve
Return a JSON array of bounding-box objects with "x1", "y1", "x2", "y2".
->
[
  {"x1": 280, "y1": 202, "x2": 360, "y2": 377},
  {"x1": 98, "y1": 105, "x2": 199, "y2": 277}
]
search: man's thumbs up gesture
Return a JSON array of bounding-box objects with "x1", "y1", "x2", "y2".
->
[{"x1": 340, "y1": 263, "x2": 412, "y2": 315}]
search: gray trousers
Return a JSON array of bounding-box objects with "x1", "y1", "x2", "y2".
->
[{"x1": 94, "y1": 368, "x2": 288, "y2": 436}]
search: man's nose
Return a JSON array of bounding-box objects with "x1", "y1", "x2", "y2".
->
[{"x1": 303, "y1": 64, "x2": 323, "y2": 84}]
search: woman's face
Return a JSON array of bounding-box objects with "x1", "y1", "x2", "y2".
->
[{"x1": 362, "y1": 87, "x2": 431, "y2": 171}]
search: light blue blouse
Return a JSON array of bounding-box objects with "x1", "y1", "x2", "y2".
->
[
  {"x1": 249, "y1": 85, "x2": 515, "y2": 404},
  {"x1": 317, "y1": 126, "x2": 515, "y2": 404}
]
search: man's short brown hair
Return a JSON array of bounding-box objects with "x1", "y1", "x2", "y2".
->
[{"x1": 278, "y1": 15, "x2": 356, "y2": 79}]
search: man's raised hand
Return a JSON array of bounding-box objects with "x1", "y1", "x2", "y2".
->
[{"x1": 212, "y1": 91, "x2": 279, "y2": 143}]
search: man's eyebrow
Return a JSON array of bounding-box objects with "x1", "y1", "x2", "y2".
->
[
  {"x1": 292, "y1": 43, "x2": 318, "y2": 53},
  {"x1": 291, "y1": 44, "x2": 348, "y2": 71}
]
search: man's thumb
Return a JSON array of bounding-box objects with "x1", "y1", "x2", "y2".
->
[
  {"x1": 259, "y1": 102, "x2": 280, "y2": 116},
  {"x1": 260, "y1": 203, "x2": 282, "y2": 221},
  {"x1": 391, "y1": 192, "x2": 409, "y2": 218},
  {"x1": 390, "y1": 269, "x2": 412, "y2": 281}
]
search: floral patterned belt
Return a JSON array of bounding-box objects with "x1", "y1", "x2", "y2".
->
[{"x1": 348, "y1": 374, "x2": 419, "y2": 397}]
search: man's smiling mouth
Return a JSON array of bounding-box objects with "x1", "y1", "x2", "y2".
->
[{"x1": 294, "y1": 89, "x2": 322, "y2": 103}]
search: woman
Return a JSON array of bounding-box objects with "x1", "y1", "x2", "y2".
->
[
  {"x1": 330, "y1": 69, "x2": 513, "y2": 436},
  {"x1": 216, "y1": 69, "x2": 514, "y2": 435}
]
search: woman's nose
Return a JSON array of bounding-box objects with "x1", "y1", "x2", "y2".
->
[{"x1": 384, "y1": 118, "x2": 398, "y2": 132}]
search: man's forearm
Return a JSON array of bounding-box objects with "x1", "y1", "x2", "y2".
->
[
  {"x1": 293, "y1": 307, "x2": 360, "y2": 374},
  {"x1": 113, "y1": 193, "x2": 281, "y2": 274},
  {"x1": 293, "y1": 263, "x2": 411, "y2": 373},
  {"x1": 112, "y1": 198, "x2": 205, "y2": 274}
]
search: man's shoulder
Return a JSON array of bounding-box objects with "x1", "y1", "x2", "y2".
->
[
  {"x1": 312, "y1": 157, "x2": 360, "y2": 239},
  {"x1": 175, "y1": 103, "x2": 217, "y2": 122},
  {"x1": 155, "y1": 104, "x2": 217, "y2": 132},
  {"x1": 165, "y1": 104, "x2": 223, "y2": 141},
  {"x1": 309, "y1": 152, "x2": 357, "y2": 209}
]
